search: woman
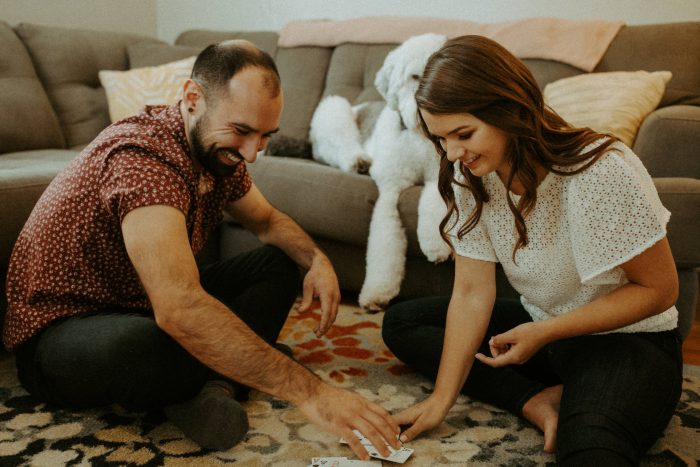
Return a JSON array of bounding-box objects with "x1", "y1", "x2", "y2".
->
[{"x1": 382, "y1": 35, "x2": 682, "y2": 465}]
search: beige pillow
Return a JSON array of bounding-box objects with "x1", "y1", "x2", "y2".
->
[
  {"x1": 99, "y1": 56, "x2": 196, "y2": 123},
  {"x1": 544, "y1": 70, "x2": 672, "y2": 147}
]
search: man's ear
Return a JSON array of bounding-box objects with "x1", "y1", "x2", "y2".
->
[{"x1": 182, "y1": 79, "x2": 206, "y2": 115}]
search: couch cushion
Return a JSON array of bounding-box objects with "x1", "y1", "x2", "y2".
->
[
  {"x1": 633, "y1": 105, "x2": 700, "y2": 179},
  {"x1": 14, "y1": 23, "x2": 162, "y2": 148},
  {"x1": 522, "y1": 58, "x2": 582, "y2": 89},
  {"x1": 595, "y1": 23, "x2": 700, "y2": 107},
  {"x1": 322, "y1": 43, "x2": 394, "y2": 103},
  {"x1": 654, "y1": 177, "x2": 700, "y2": 269},
  {"x1": 247, "y1": 156, "x2": 377, "y2": 246},
  {"x1": 274, "y1": 47, "x2": 334, "y2": 154},
  {"x1": 176, "y1": 30, "x2": 278, "y2": 57},
  {"x1": 128, "y1": 42, "x2": 202, "y2": 68},
  {"x1": 0, "y1": 149, "x2": 78, "y2": 269},
  {"x1": 0, "y1": 21, "x2": 64, "y2": 154}
]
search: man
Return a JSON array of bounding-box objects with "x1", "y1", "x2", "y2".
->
[{"x1": 3, "y1": 40, "x2": 400, "y2": 460}]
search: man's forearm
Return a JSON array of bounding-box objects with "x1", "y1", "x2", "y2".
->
[
  {"x1": 257, "y1": 210, "x2": 324, "y2": 270},
  {"x1": 158, "y1": 290, "x2": 320, "y2": 406}
]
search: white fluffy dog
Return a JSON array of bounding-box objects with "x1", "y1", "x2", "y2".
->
[{"x1": 309, "y1": 33, "x2": 451, "y2": 311}]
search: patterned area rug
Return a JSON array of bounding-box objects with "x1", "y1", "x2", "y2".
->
[{"x1": 1, "y1": 302, "x2": 699, "y2": 466}]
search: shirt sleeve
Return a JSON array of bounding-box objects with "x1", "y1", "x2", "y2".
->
[
  {"x1": 222, "y1": 161, "x2": 253, "y2": 203},
  {"x1": 447, "y1": 171, "x2": 498, "y2": 262},
  {"x1": 98, "y1": 148, "x2": 191, "y2": 223},
  {"x1": 567, "y1": 144, "x2": 670, "y2": 285}
]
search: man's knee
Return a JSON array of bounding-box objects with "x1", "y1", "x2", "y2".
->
[
  {"x1": 259, "y1": 245, "x2": 301, "y2": 291},
  {"x1": 557, "y1": 411, "x2": 640, "y2": 466}
]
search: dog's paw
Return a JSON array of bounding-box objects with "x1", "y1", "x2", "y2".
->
[
  {"x1": 355, "y1": 157, "x2": 372, "y2": 174},
  {"x1": 360, "y1": 300, "x2": 387, "y2": 313},
  {"x1": 421, "y1": 239, "x2": 452, "y2": 263}
]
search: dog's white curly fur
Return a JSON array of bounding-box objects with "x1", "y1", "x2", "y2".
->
[{"x1": 309, "y1": 33, "x2": 451, "y2": 311}]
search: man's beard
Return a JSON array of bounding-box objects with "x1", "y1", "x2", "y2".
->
[{"x1": 190, "y1": 115, "x2": 243, "y2": 177}]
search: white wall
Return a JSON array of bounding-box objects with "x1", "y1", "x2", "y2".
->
[
  {"x1": 157, "y1": 0, "x2": 700, "y2": 43},
  {"x1": 2, "y1": 0, "x2": 697, "y2": 44},
  {"x1": 0, "y1": 0, "x2": 158, "y2": 37}
]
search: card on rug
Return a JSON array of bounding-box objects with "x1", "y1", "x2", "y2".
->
[
  {"x1": 339, "y1": 430, "x2": 414, "y2": 463},
  {"x1": 309, "y1": 457, "x2": 381, "y2": 466}
]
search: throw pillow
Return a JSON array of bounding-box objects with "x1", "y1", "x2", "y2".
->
[
  {"x1": 543, "y1": 70, "x2": 672, "y2": 147},
  {"x1": 99, "y1": 56, "x2": 196, "y2": 123}
]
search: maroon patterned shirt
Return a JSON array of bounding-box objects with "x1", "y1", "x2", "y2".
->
[{"x1": 3, "y1": 104, "x2": 252, "y2": 350}]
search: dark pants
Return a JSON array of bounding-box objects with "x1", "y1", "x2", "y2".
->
[
  {"x1": 15, "y1": 245, "x2": 300, "y2": 412},
  {"x1": 382, "y1": 296, "x2": 683, "y2": 466}
]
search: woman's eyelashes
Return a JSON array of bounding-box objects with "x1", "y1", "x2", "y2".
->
[{"x1": 458, "y1": 132, "x2": 473, "y2": 141}]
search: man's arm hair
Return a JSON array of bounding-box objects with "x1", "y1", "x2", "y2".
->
[
  {"x1": 225, "y1": 183, "x2": 327, "y2": 270},
  {"x1": 121, "y1": 204, "x2": 320, "y2": 405}
]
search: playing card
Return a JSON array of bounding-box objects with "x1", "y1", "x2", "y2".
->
[
  {"x1": 311, "y1": 457, "x2": 347, "y2": 466},
  {"x1": 309, "y1": 457, "x2": 380, "y2": 467},
  {"x1": 339, "y1": 430, "x2": 414, "y2": 463}
]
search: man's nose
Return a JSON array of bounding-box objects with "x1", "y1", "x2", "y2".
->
[{"x1": 241, "y1": 136, "x2": 262, "y2": 163}]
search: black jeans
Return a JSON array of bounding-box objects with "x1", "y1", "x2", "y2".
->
[
  {"x1": 15, "y1": 245, "x2": 300, "y2": 412},
  {"x1": 382, "y1": 296, "x2": 683, "y2": 466}
]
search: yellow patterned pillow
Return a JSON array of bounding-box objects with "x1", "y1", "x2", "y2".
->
[
  {"x1": 99, "y1": 56, "x2": 196, "y2": 123},
  {"x1": 544, "y1": 70, "x2": 672, "y2": 147}
]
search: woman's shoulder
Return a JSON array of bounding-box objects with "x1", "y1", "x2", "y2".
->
[{"x1": 556, "y1": 139, "x2": 640, "y2": 183}]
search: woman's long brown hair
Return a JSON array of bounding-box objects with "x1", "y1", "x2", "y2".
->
[{"x1": 416, "y1": 35, "x2": 618, "y2": 261}]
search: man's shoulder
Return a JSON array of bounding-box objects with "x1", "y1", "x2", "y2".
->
[{"x1": 86, "y1": 105, "x2": 190, "y2": 167}]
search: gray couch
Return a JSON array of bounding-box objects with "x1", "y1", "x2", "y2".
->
[{"x1": 1, "y1": 21, "x2": 699, "y2": 341}]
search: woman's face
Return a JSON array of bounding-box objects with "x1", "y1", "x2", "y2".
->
[{"x1": 420, "y1": 110, "x2": 509, "y2": 180}]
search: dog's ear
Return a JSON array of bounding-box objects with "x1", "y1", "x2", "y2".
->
[{"x1": 374, "y1": 45, "x2": 401, "y2": 109}]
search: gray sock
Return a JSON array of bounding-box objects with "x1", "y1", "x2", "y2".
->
[{"x1": 164, "y1": 380, "x2": 249, "y2": 451}]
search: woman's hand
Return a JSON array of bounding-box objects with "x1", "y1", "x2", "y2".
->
[
  {"x1": 475, "y1": 321, "x2": 551, "y2": 367},
  {"x1": 392, "y1": 396, "x2": 452, "y2": 443}
]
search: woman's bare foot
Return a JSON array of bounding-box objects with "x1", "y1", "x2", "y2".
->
[{"x1": 521, "y1": 384, "x2": 563, "y2": 453}]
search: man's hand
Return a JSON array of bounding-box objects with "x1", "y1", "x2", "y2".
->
[
  {"x1": 298, "y1": 383, "x2": 400, "y2": 461},
  {"x1": 474, "y1": 321, "x2": 550, "y2": 368},
  {"x1": 392, "y1": 395, "x2": 451, "y2": 443},
  {"x1": 298, "y1": 254, "x2": 340, "y2": 336}
]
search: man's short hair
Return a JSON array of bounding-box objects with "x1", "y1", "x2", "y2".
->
[{"x1": 191, "y1": 40, "x2": 281, "y2": 98}]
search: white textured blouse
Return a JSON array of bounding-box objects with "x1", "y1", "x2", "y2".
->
[{"x1": 448, "y1": 141, "x2": 678, "y2": 333}]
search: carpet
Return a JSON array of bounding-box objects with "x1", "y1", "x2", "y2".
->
[{"x1": 0, "y1": 302, "x2": 698, "y2": 466}]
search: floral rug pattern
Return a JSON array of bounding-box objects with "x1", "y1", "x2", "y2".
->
[{"x1": 0, "y1": 302, "x2": 699, "y2": 466}]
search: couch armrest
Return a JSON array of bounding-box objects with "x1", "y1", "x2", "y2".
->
[
  {"x1": 634, "y1": 105, "x2": 700, "y2": 179},
  {"x1": 654, "y1": 177, "x2": 700, "y2": 268}
]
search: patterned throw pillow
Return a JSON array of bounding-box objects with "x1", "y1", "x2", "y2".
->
[
  {"x1": 544, "y1": 70, "x2": 672, "y2": 147},
  {"x1": 99, "y1": 56, "x2": 196, "y2": 123}
]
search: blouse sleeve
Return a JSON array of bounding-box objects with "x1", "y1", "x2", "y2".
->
[
  {"x1": 447, "y1": 171, "x2": 498, "y2": 262},
  {"x1": 567, "y1": 144, "x2": 670, "y2": 285}
]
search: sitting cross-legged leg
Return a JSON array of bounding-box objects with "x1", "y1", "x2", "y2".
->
[
  {"x1": 551, "y1": 330, "x2": 682, "y2": 466},
  {"x1": 382, "y1": 296, "x2": 562, "y2": 450},
  {"x1": 14, "y1": 245, "x2": 300, "y2": 450}
]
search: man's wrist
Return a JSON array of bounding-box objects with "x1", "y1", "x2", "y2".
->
[{"x1": 286, "y1": 366, "x2": 324, "y2": 406}]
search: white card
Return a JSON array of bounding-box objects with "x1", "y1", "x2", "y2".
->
[
  {"x1": 339, "y1": 430, "x2": 414, "y2": 464},
  {"x1": 311, "y1": 457, "x2": 347, "y2": 467}
]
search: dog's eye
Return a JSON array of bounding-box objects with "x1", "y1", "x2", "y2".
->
[{"x1": 411, "y1": 74, "x2": 420, "y2": 81}]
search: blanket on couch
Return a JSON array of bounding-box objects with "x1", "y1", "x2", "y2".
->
[{"x1": 278, "y1": 16, "x2": 624, "y2": 71}]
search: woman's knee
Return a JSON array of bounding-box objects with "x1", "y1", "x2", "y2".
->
[
  {"x1": 381, "y1": 301, "x2": 412, "y2": 350},
  {"x1": 557, "y1": 410, "x2": 640, "y2": 466}
]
